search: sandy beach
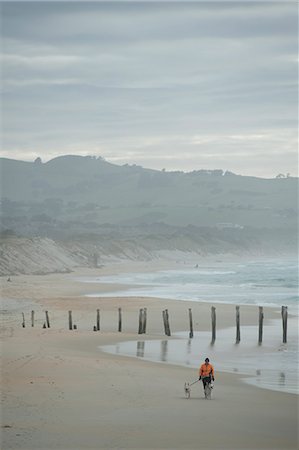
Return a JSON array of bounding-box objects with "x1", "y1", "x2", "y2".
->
[{"x1": 1, "y1": 262, "x2": 298, "y2": 450}]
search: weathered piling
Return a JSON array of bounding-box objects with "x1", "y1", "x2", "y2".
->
[
  {"x1": 211, "y1": 306, "x2": 216, "y2": 344},
  {"x1": 162, "y1": 309, "x2": 171, "y2": 336},
  {"x1": 96, "y1": 309, "x2": 100, "y2": 331},
  {"x1": 258, "y1": 306, "x2": 264, "y2": 345},
  {"x1": 19, "y1": 305, "x2": 290, "y2": 340},
  {"x1": 162, "y1": 310, "x2": 167, "y2": 335},
  {"x1": 45, "y1": 311, "x2": 50, "y2": 328},
  {"x1": 235, "y1": 306, "x2": 240, "y2": 344},
  {"x1": 138, "y1": 309, "x2": 144, "y2": 334},
  {"x1": 281, "y1": 306, "x2": 288, "y2": 343},
  {"x1": 166, "y1": 309, "x2": 171, "y2": 336},
  {"x1": 68, "y1": 311, "x2": 73, "y2": 331},
  {"x1": 118, "y1": 308, "x2": 122, "y2": 332},
  {"x1": 142, "y1": 308, "x2": 147, "y2": 334},
  {"x1": 188, "y1": 308, "x2": 194, "y2": 339}
]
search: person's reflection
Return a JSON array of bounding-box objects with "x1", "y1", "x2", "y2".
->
[
  {"x1": 136, "y1": 341, "x2": 145, "y2": 358},
  {"x1": 279, "y1": 372, "x2": 286, "y2": 386},
  {"x1": 185, "y1": 339, "x2": 192, "y2": 365},
  {"x1": 160, "y1": 340, "x2": 168, "y2": 362}
]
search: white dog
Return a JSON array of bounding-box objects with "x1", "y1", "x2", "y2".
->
[{"x1": 184, "y1": 382, "x2": 191, "y2": 398}]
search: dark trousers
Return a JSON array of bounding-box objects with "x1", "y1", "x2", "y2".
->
[{"x1": 202, "y1": 376, "x2": 211, "y2": 389}]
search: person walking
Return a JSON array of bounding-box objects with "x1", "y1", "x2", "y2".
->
[{"x1": 199, "y1": 358, "x2": 215, "y2": 398}]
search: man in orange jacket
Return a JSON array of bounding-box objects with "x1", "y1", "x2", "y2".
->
[{"x1": 199, "y1": 358, "x2": 215, "y2": 392}]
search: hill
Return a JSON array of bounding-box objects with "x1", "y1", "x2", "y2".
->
[{"x1": 0, "y1": 155, "x2": 297, "y2": 273}]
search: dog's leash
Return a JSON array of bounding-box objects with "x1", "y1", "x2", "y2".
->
[{"x1": 189, "y1": 380, "x2": 199, "y2": 386}]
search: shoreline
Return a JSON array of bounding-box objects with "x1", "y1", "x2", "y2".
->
[{"x1": 1, "y1": 263, "x2": 298, "y2": 449}]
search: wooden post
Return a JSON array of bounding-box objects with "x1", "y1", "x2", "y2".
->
[
  {"x1": 235, "y1": 306, "x2": 240, "y2": 344},
  {"x1": 164, "y1": 310, "x2": 169, "y2": 336},
  {"x1": 165, "y1": 309, "x2": 171, "y2": 336},
  {"x1": 258, "y1": 306, "x2": 264, "y2": 345},
  {"x1": 31, "y1": 310, "x2": 35, "y2": 327},
  {"x1": 281, "y1": 306, "x2": 288, "y2": 343},
  {"x1": 68, "y1": 311, "x2": 73, "y2": 331},
  {"x1": 45, "y1": 311, "x2": 50, "y2": 328},
  {"x1": 188, "y1": 308, "x2": 194, "y2": 338},
  {"x1": 211, "y1": 306, "x2": 216, "y2": 344},
  {"x1": 142, "y1": 308, "x2": 147, "y2": 334},
  {"x1": 22, "y1": 312, "x2": 25, "y2": 328},
  {"x1": 168, "y1": 310, "x2": 171, "y2": 336},
  {"x1": 96, "y1": 309, "x2": 100, "y2": 331},
  {"x1": 162, "y1": 310, "x2": 167, "y2": 336},
  {"x1": 118, "y1": 308, "x2": 122, "y2": 332},
  {"x1": 138, "y1": 309, "x2": 144, "y2": 334}
]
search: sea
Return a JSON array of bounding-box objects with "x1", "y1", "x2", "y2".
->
[
  {"x1": 80, "y1": 258, "x2": 298, "y2": 394},
  {"x1": 85, "y1": 258, "x2": 298, "y2": 308}
]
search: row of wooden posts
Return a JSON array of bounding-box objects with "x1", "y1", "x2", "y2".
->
[{"x1": 21, "y1": 305, "x2": 289, "y2": 344}]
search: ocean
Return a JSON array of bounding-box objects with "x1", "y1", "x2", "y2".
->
[{"x1": 85, "y1": 258, "x2": 298, "y2": 309}]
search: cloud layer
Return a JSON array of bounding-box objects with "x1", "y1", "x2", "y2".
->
[{"x1": 1, "y1": 1, "x2": 298, "y2": 177}]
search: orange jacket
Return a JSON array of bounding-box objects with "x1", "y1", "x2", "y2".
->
[{"x1": 199, "y1": 363, "x2": 214, "y2": 378}]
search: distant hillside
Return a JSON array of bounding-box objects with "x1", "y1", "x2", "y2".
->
[
  {"x1": 1, "y1": 155, "x2": 297, "y2": 236},
  {"x1": 0, "y1": 155, "x2": 297, "y2": 274}
]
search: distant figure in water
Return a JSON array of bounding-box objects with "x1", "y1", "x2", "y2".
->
[
  {"x1": 7, "y1": 277, "x2": 11, "y2": 282},
  {"x1": 195, "y1": 264, "x2": 199, "y2": 268}
]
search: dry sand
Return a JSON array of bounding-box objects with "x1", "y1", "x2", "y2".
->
[{"x1": 1, "y1": 262, "x2": 298, "y2": 449}]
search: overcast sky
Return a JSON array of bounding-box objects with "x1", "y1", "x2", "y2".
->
[{"x1": 1, "y1": 1, "x2": 298, "y2": 177}]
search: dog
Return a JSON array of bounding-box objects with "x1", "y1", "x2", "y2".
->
[{"x1": 184, "y1": 382, "x2": 191, "y2": 399}]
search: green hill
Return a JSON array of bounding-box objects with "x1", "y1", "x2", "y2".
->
[{"x1": 0, "y1": 155, "x2": 297, "y2": 268}]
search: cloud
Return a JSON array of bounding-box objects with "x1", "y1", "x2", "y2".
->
[{"x1": 1, "y1": 1, "x2": 298, "y2": 177}]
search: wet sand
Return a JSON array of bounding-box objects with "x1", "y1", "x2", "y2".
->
[{"x1": 1, "y1": 263, "x2": 298, "y2": 449}]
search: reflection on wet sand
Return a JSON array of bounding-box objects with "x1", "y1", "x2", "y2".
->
[
  {"x1": 134, "y1": 340, "x2": 288, "y2": 392},
  {"x1": 161, "y1": 340, "x2": 168, "y2": 362},
  {"x1": 102, "y1": 321, "x2": 298, "y2": 395},
  {"x1": 136, "y1": 341, "x2": 145, "y2": 357},
  {"x1": 186, "y1": 339, "x2": 192, "y2": 365},
  {"x1": 279, "y1": 372, "x2": 286, "y2": 387}
]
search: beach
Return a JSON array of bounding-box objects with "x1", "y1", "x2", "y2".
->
[{"x1": 1, "y1": 261, "x2": 298, "y2": 450}]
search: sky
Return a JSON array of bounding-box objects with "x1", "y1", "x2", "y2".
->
[{"x1": 1, "y1": 1, "x2": 298, "y2": 177}]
